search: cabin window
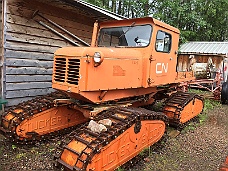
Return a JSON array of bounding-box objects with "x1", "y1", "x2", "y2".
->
[
  {"x1": 98, "y1": 24, "x2": 152, "y2": 47},
  {"x1": 155, "y1": 31, "x2": 171, "y2": 53}
]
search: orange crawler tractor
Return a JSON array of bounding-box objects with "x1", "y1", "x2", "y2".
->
[{"x1": 1, "y1": 17, "x2": 204, "y2": 170}]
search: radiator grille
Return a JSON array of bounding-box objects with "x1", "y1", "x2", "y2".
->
[
  {"x1": 54, "y1": 58, "x2": 66, "y2": 83},
  {"x1": 54, "y1": 57, "x2": 80, "y2": 85},
  {"x1": 67, "y1": 59, "x2": 80, "y2": 85}
]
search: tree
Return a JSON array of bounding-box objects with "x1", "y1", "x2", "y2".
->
[
  {"x1": 152, "y1": 0, "x2": 228, "y2": 42},
  {"x1": 85, "y1": 0, "x2": 228, "y2": 42}
]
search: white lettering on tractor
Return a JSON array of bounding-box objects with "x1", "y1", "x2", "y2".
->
[{"x1": 156, "y1": 63, "x2": 168, "y2": 74}]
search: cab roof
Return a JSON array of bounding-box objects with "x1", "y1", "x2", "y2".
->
[{"x1": 99, "y1": 17, "x2": 180, "y2": 34}]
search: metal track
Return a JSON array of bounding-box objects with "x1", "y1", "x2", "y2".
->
[
  {"x1": 163, "y1": 91, "x2": 204, "y2": 128},
  {"x1": 54, "y1": 107, "x2": 168, "y2": 171},
  {"x1": 0, "y1": 91, "x2": 70, "y2": 144}
]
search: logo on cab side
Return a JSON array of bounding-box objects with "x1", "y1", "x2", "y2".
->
[{"x1": 156, "y1": 63, "x2": 168, "y2": 74}]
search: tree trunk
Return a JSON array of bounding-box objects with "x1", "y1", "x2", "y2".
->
[
  {"x1": 117, "y1": 0, "x2": 122, "y2": 15},
  {"x1": 144, "y1": 1, "x2": 149, "y2": 16},
  {"x1": 112, "y1": 0, "x2": 116, "y2": 13}
]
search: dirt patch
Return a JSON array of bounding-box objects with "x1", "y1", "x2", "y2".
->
[
  {"x1": 132, "y1": 104, "x2": 228, "y2": 171},
  {"x1": 0, "y1": 135, "x2": 62, "y2": 171},
  {"x1": 0, "y1": 105, "x2": 227, "y2": 171}
]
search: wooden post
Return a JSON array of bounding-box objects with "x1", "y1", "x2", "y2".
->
[{"x1": 1, "y1": 0, "x2": 7, "y2": 112}]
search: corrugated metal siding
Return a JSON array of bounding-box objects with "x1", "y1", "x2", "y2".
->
[
  {"x1": 2, "y1": 0, "x2": 120, "y2": 106},
  {"x1": 179, "y1": 42, "x2": 228, "y2": 55},
  {"x1": 69, "y1": 0, "x2": 126, "y2": 20}
]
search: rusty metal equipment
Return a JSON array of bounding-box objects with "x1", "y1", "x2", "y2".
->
[
  {"x1": 177, "y1": 54, "x2": 228, "y2": 100},
  {"x1": 0, "y1": 17, "x2": 204, "y2": 170},
  {"x1": 31, "y1": 10, "x2": 89, "y2": 47}
]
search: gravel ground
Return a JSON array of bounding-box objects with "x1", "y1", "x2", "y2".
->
[
  {"x1": 132, "y1": 104, "x2": 228, "y2": 171},
  {"x1": 0, "y1": 104, "x2": 227, "y2": 171}
]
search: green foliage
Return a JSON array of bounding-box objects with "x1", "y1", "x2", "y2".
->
[
  {"x1": 49, "y1": 147, "x2": 55, "y2": 152},
  {"x1": 182, "y1": 122, "x2": 195, "y2": 133},
  {"x1": 203, "y1": 99, "x2": 221, "y2": 114},
  {"x1": 11, "y1": 144, "x2": 17, "y2": 150},
  {"x1": 189, "y1": 89, "x2": 221, "y2": 124},
  {"x1": 150, "y1": 101, "x2": 163, "y2": 112},
  {"x1": 116, "y1": 167, "x2": 124, "y2": 171},
  {"x1": 182, "y1": 89, "x2": 221, "y2": 132},
  {"x1": 85, "y1": 0, "x2": 228, "y2": 42},
  {"x1": 198, "y1": 113, "x2": 207, "y2": 125},
  {"x1": 16, "y1": 153, "x2": 26, "y2": 159},
  {"x1": 153, "y1": 0, "x2": 228, "y2": 42},
  {"x1": 139, "y1": 147, "x2": 149, "y2": 156}
]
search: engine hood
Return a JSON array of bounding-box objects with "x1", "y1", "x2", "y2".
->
[{"x1": 54, "y1": 47, "x2": 143, "y2": 59}]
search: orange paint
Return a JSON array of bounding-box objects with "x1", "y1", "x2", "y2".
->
[
  {"x1": 60, "y1": 120, "x2": 166, "y2": 171},
  {"x1": 1, "y1": 16, "x2": 205, "y2": 171},
  {"x1": 15, "y1": 106, "x2": 88, "y2": 138},
  {"x1": 52, "y1": 17, "x2": 193, "y2": 103}
]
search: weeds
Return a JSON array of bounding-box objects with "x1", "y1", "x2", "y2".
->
[
  {"x1": 11, "y1": 144, "x2": 17, "y2": 150},
  {"x1": 16, "y1": 153, "x2": 26, "y2": 159},
  {"x1": 151, "y1": 101, "x2": 163, "y2": 112},
  {"x1": 189, "y1": 88, "x2": 221, "y2": 121},
  {"x1": 139, "y1": 147, "x2": 149, "y2": 156},
  {"x1": 198, "y1": 98, "x2": 221, "y2": 124},
  {"x1": 181, "y1": 89, "x2": 221, "y2": 132},
  {"x1": 116, "y1": 167, "x2": 124, "y2": 171},
  {"x1": 203, "y1": 98, "x2": 221, "y2": 113},
  {"x1": 49, "y1": 147, "x2": 55, "y2": 152}
]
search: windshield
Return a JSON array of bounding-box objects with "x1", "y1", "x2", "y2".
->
[{"x1": 98, "y1": 24, "x2": 152, "y2": 47}]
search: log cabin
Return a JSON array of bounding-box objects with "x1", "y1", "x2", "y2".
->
[{"x1": 0, "y1": 0, "x2": 125, "y2": 107}]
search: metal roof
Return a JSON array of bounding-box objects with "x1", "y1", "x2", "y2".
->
[
  {"x1": 61, "y1": 0, "x2": 127, "y2": 20},
  {"x1": 179, "y1": 42, "x2": 228, "y2": 55},
  {"x1": 76, "y1": 0, "x2": 127, "y2": 20}
]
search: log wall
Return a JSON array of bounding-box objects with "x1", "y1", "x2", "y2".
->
[
  {"x1": 1, "y1": 0, "x2": 3, "y2": 101},
  {"x1": 3, "y1": 0, "x2": 95, "y2": 106}
]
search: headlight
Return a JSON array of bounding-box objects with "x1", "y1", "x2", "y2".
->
[
  {"x1": 94, "y1": 52, "x2": 101, "y2": 63},
  {"x1": 93, "y1": 52, "x2": 103, "y2": 66}
]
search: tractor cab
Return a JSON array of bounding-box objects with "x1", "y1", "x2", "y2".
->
[{"x1": 52, "y1": 17, "x2": 193, "y2": 103}]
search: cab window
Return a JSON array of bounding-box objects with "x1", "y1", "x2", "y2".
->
[
  {"x1": 155, "y1": 31, "x2": 171, "y2": 53},
  {"x1": 98, "y1": 24, "x2": 152, "y2": 47}
]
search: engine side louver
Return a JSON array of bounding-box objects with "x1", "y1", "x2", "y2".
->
[
  {"x1": 54, "y1": 58, "x2": 66, "y2": 83},
  {"x1": 54, "y1": 58, "x2": 80, "y2": 86},
  {"x1": 67, "y1": 59, "x2": 80, "y2": 85}
]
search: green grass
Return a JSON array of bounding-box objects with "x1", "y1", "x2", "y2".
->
[
  {"x1": 16, "y1": 153, "x2": 26, "y2": 159},
  {"x1": 116, "y1": 167, "x2": 124, "y2": 171},
  {"x1": 139, "y1": 147, "x2": 149, "y2": 156},
  {"x1": 115, "y1": 90, "x2": 222, "y2": 170},
  {"x1": 11, "y1": 144, "x2": 17, "y2": 150},
  {"x1": 188, "y1": 88, "x2": 211, "y2": 95},
  {"x1": 203, "y1": 98, "x2": 221, "y2": 113},
  {"x1": 189, "y1": 88, "x2": 221, "y2": 121},
  {"x1": 181, "y1": 89, "x2": 221, "y2": 132},
  {"x1": 199, "y1": 98, "x2": 221, "y2": 124}
]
